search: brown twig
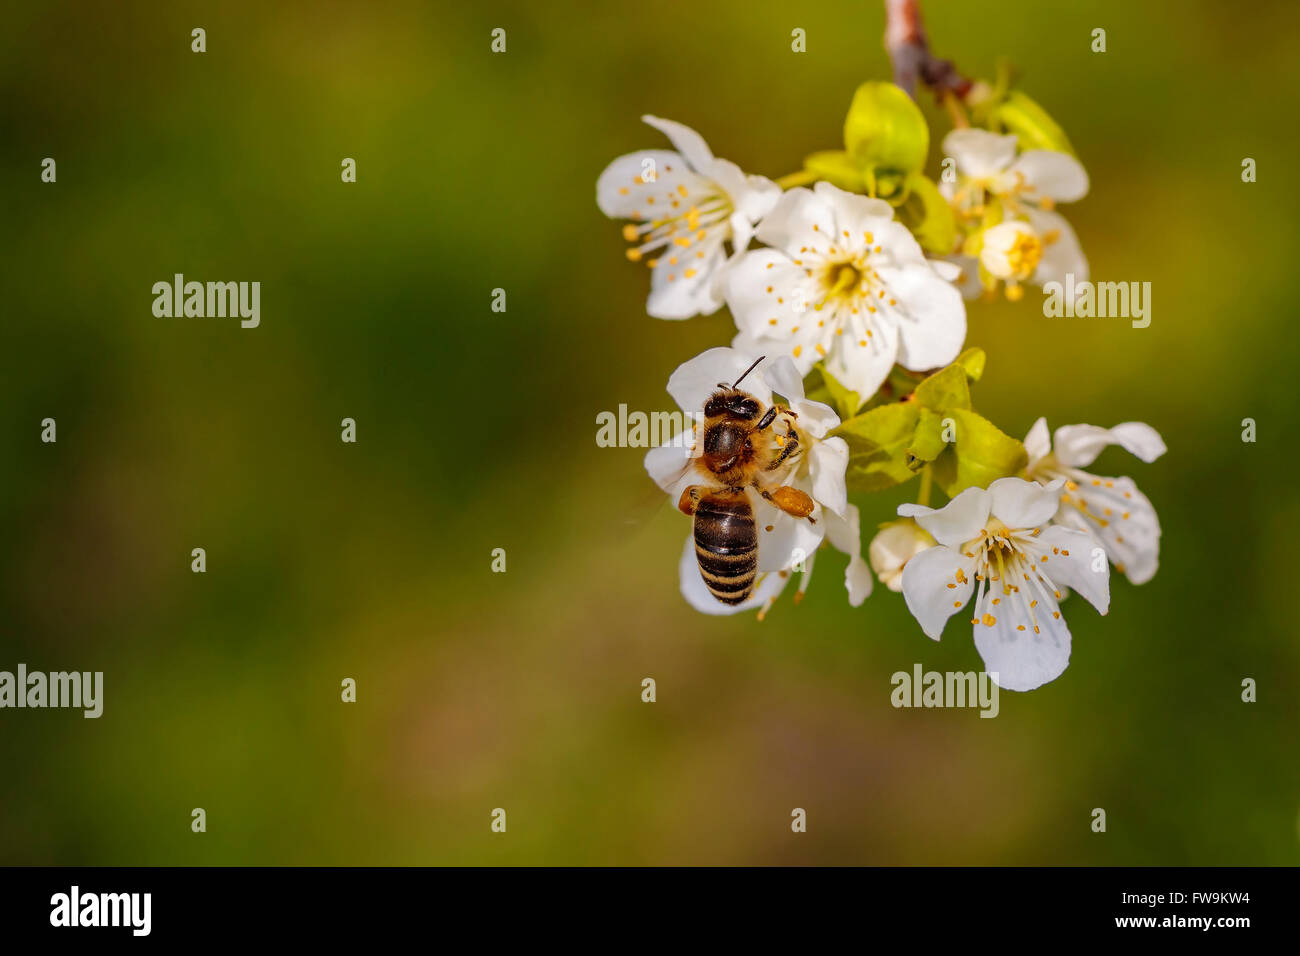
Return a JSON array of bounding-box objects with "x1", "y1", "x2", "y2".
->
[{"x1": 883, "y1": 0, "x2": 971, "y2": 100}]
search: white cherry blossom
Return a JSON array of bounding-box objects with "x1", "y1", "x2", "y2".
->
[
  {"x1": 597, "y1": 116, "x2": 780, "y2": 319},
  {"x1": 1024, "y1": 418, "x2": 1165, "y2": 585},
  {"x1": 722, "y1": 181, "x2": 966, "y2": 402},
  {"x1": 940, "y1": 129, "x2": 1089, "y2": 300},
  {"x1": 898, "y1": 477, "x2": 1110, "y2": 691}
]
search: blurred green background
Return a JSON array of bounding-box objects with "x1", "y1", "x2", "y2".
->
[{"x1": 2, "y1": 0, "x2": 1297, "y2": 865}]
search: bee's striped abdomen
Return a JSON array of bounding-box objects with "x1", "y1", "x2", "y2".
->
[{"x1": 693, "y1": 493, "x2": 758, "y2": 605}]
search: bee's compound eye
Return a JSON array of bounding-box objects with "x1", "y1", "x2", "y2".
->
[{"x1": 732, "y1": 398, "x2": 761, "y2": 420}]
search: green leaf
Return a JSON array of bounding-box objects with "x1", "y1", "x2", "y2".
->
[
  {"x1": 913, "y1": 363, "x2": 971, "y2": 412},
  {"x1": 906, "y1": 408, "x2": 948, "y2": 469},
  {"x1": 994, "y1": 91, "x2": 1076, "y2": 156},
  {"x1": 833, "y1": 401, "x2": 921, "y2": 492},
  {"x1": 815, "y1": 365, "x2": 862, "y2": 419},
  {"x1": 801, "y1": 152, "x2": 911, "y2": 201},
  {"x1": 803, "y1": 150, "x2": 866, "y2": 192},
  {"x1": 953, "y1": 347, "x2": 986, "y2": 382},
  {"x1": 929, "y1": 408, "x2": 1028, "y2": 496},
  {"x1": 843, "y1": 82, "x2": 930, "y2": 176},
  {"x1": 885, "y1": 365, "x2": 924, "y2": 399},
  {"x1": 895, "y1": 172, "x2": 956, "y2": 254}
]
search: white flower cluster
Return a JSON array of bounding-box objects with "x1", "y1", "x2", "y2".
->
[
  {"x1": 598, "y1": 117, "x2": 965, "y2": 400},
  {"x1": 597, "y1": 112, "x2": 1163, "y2": 691},
  {"x1": 939, "y1": 128, "x2": 1090, "y2": 302}
]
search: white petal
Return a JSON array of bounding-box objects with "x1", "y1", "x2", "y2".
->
[
  {"x1": 752, "y1": 187, "x2": 830, "y2": 256},
  {"x1": 644, "y1": 432, "x2": 697, "y2": 498},
  {"x1": 1031, "y1": 526, "x2": 1110, "y2": 614},
  {"x1": 942, "y1": 129, "x2": 1017, "y2": 179},
  {"x1": 1052, "y1": 422, "x2": 1167, "y2": 467},
  {"x1": 1056, "y1": 475, "x2": 1161, "y2": 585},
  {"x1": 929, "y1": 258, "x2": 962, "y2": 281},
  {"x1": 1024, "y1": 206, "x2": 1087, "y2": 286},
  {"x1": 666, "y1": 347, "x2": 773, "y2": 414},
  {"x1": 822, "y1": 313, "x2": 899, "y2": 399},
  {"x1": 1104, "y1": 478, "x2": 1160, "y2": 586},
  {"x1": 720, "y1": 250, "x2": 827, "y2": 374},
  {"x1": 700, "y1": 155, "x2": 749, "y2": 204},
  {"x1": 989, "y1": 476, "x2": 1065, "y2": 529},
  {"x1": 633, "y1": 119, "x2": 778, "y2": 232},
  {"x1": 736, "y1": 174, "x2": 783, "y2": 224},
  {"x1": 642, "y1": 116, "x2": 714, "y2": 171},
  {"x1": 823, "y1": 504, "x2": 873, "y2": 606},
  {"x1": 899, "y1": 486, "x2": 990, "y2": 549},
  {"x1": 813, "y1": 180, "x2": 895, "y2": 220},
  {"x1": 869, "y1": 218, "x2": 930, "y2": 267},
  {"x1": 790, "y1": 396, "x2": 841, "y2": 440},
  {"x1": 678, "y1": 536, "x2": 787, "y2": 615},
  {"x1": 901, "y1": 545, "x2": 977, "y2": 640},
  {"x1": 700, "y1": 159, "x2": 779, "y2": 229},
  {"x1": 973, "y1": 587, "x2": 1072, "y2": 691},
  {"x1": 1023, "y1": 417, "x2": 1052, "y2": 466},
  {"x1": 812, "y1": 181, "x2": 898, "y2": 256},
  {"x1": 595, "y1": 150, "x2": 686, "y2": 219},
  {"x1": 844, "y1": 556, "x2": 873, "y2": 606},
  {"x1": 878, "y1": 262, "x2": 967, "y2": 372},
  {"x1": 808, "y1": 435, "x2": 849, "y2": 516},
  {"x1": 761, "y1": 354, "x2": 807, "y2": 403},
  {"x1": 647, "y1": 231, "x2": 728, "y2": 319},
  {"x1": 728, "y1": 210, "x2": 757, "y2": 257},
  {"x1": 1005, "y1": 150, "x2": 1089, "y2": 203},
  {"x1": 754, "y1": 493, "x2": 826, "y2": 572},
  {"x1": 941, "y1": 254, "x2": 986, "y2": 300}
]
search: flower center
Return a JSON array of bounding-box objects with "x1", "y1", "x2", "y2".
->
[
  {"x1": 960, "y1": 521, "x2": 1065, "y2": 635},
  {"x1": 762, "y1": 227, "x2": 900, "y2": 362},
  {"x1": 823, "y1": 261, "x2": 862, "y2": 300},
  {"x1": 1005, "y1": 230, "x2": 1043, "y2": 280}
]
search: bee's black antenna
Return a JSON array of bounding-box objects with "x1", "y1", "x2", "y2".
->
[{"x1": 731, "y1": 355, "x2": 765, "y2": 389}]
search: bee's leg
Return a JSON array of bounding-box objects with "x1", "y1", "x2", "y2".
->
[
  {"x1": 677, "y1": 485, "x2": 703, "y2": 516},
  {"x1": 754, "y1": 406, "x2": 778, "y2": 432},
  {"x1": 758, "y1": 485, "x2": 817, "y2": 524},
  {"x1": 765, "y1": 433, "x2": 800, "y2": 471}
]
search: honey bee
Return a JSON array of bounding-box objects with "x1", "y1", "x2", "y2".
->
[{"x1": 676, "y1": 356, "x2": 816, "y2": 606}]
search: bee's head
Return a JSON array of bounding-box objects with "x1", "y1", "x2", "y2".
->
[
  {"x1": 697, "y1": 356, "x2": 766, "y2": 474},
  {"x1": 703, "y1": 388, "x2": 762, "y2": 422},
  {"x1": 701, "y1": 355, "x2": 765, "y2": 421}
]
